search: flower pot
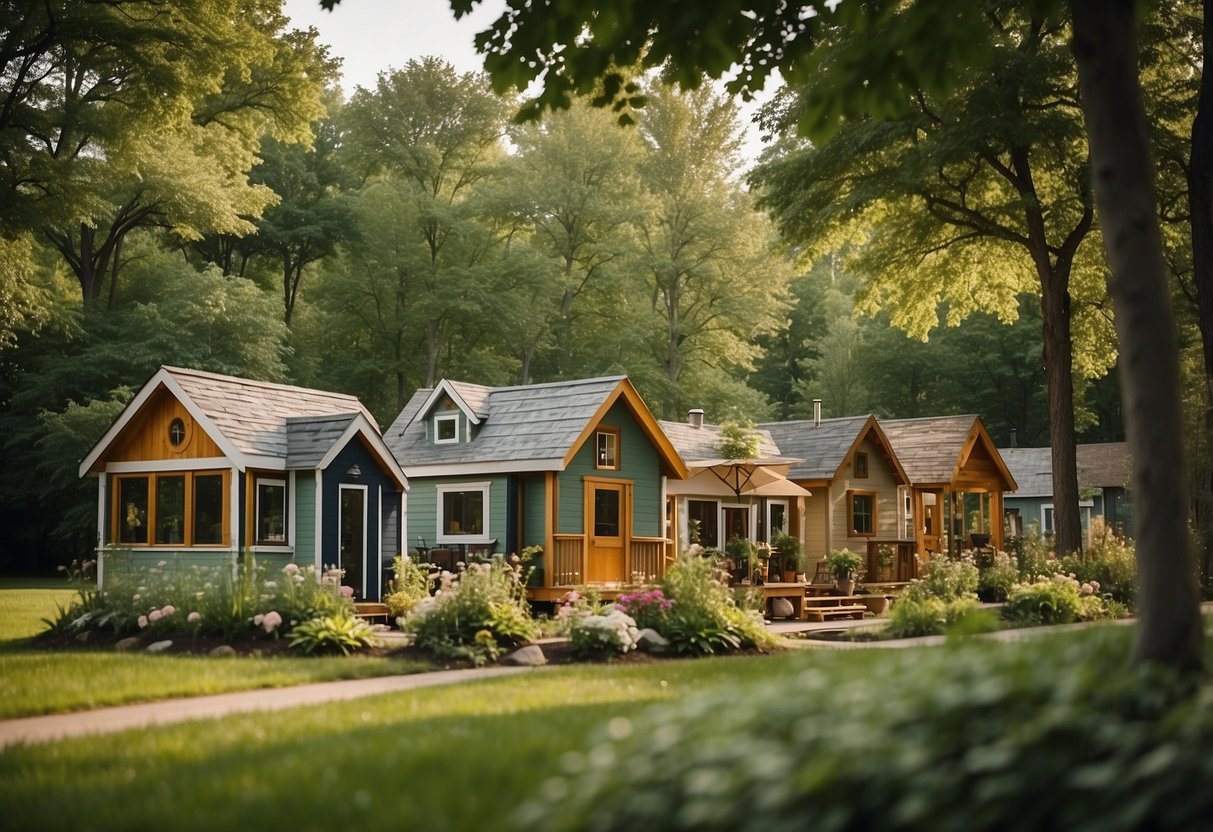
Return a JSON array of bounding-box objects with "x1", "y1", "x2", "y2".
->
[
  {"x1": 860, "y1": 595, "x2": 890, "y2": 616},
  {"x1": 782, "y1": 570, "x2": 798, "y2": 583},
  {"x1": 836, "y1": 577, "x2": 855, "y2": 596}
]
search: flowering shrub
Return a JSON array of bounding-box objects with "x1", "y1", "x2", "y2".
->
[
  {"x1": 384, "y1": 555, "x2": 434, "y2": 620},
  {"x1": 977, "y1": 550, "x2": 1019, "y2": 602},
  {"x1": 911, "y1": 554, "x2": 979, "y2": 601},
  {"x1": 885, "y1": 595, "x2": 981, "y2": 638},
  {"x1": 569, "y1": 609, "x2": 640, "y2": 659},
  {"x1": 658, "y1": 554, "x2": 774, "y2": 655},
  {"x1": 1056, "y1": 533, "x2": 1137, "y2": 605},
  {"x1": 613, "y1": 588, "x2": 672, "y2": 631},
  {"x1": 406, "y1": 556, "x2": 539, "y2": 665},
  {"x1": 1002, "y1": 573, "x2": 1084, "y2": 626}
]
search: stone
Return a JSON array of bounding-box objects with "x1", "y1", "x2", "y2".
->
[
  {"x1": 209, "y1": 645, "x2": 237, "y2": 658},
  {"x1": 636, "y1": 628, "x2": 669, "y2": 651},
  {"x1": 146, "y1": 640, "x2": 173, "y2": 653},
  {"x1": 771, "y1": 597, "x2": 796, "y2": 619},
  {"x1": 502, "y1": 644, "x2": 547, "y2": 666},
  {"x1": 114, "y1": 636, "x2": 140, "y2": 651},
  {"x1": 74, "y1": 631, "x2": 91, "y2": 643}
]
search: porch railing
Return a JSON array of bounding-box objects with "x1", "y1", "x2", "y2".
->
[
  {"x1": 551, "y1": 534, "x2": 585, "y2": 586},
  {"x1": 628, "y1": 537, "x2": 670, "y2": 583},
  {"x1": 865, "y1": 539, "x2": 919, "y2": 582},
  {"x1": 548, "y1": 534, "x2": 673, "y2": 587}
]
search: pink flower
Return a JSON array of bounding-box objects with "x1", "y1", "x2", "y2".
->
[
  {"x1": 148, "y1": 609, "x2": 162, "y2": 623},
  {"x1": 161, "y1": 605, "x2": 175, "y2": 617},
  {"x1": 340, "y1": 585, "x2": 355, "y2": 599},
  {"x1": 187, "y1": 612, "x2": 201, "y2": 624},
  {"x1": 262, "y1": 611, "x2": 283, "y2": 633},
  {"x1": 138, "y1": 615, "x2": 148, "y2": 629},
  {"x1": 253, "y1": 614, "x2": 265, "y2": 626},
  {"x1": 282, "y1": 563, "x2": 299, "y2": 575}
]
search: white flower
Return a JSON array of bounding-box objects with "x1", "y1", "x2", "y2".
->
[
  {"x1": 282, "y1": 563, "x2": 299, "y2": 575},
  {"x1": 262, "y1": 611, "x2": 283, "y2": 633},
  {"x1": 138, "y1": 615, "x2": 148, "y2": 629},
  {"x1": 187, "y1": 612, "x2": 202, "y2": 623},
  {"x1": 148, "y1": 610, "x2": 162, "y2": 623},
  {"x1": 161, "y1": 605, "x2": 175, "y2": 616}
]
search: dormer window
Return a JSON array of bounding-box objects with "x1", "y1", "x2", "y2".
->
[
  {"x1": 596, "y1": 427, "x2": 620, "y2": 470},
  {"x1": 435, "y1": 413, "x2": 459, "y2": 444}
]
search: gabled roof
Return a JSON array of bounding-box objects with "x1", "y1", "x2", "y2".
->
[
  {"x1": 999, "y1": 443, "x2": 1131, "y2": 498},
  {"x1": 414, "y1": 379, "x2": 493, "y2": 426},
  {"x1": 882, "y1": 414, "x2": 1016, "y2": 491},
  {"x1": 658, "y1": 420, "x2": 783, "y2": 463},
  {"x1": 386, "y1": 376, "x2": 687, "y2": 478},
  {"x1": 79, "y1": 366, "x2": 388, "y2": 477},
  {"x1": 758, "y1": 415, "x2": 906, "y2": 484},
  {"x1": 285, "y1": 413, "x2": 409, "y2": 489}
]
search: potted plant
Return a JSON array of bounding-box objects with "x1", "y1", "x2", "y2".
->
[
  {"x1": 826, "y1": 548, "x2": 864, "y2": 595},
  {"x1": 725, "y1": 536, "x2": 760, "y2": 585},
  {"x1": 876, "y1": 544, "x2": 896, "y2": 582},
  {"x1": 771, "y1": 531, "x2": 804, "y2": 583}
]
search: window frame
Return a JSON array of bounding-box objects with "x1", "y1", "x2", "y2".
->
[
  {"x1": 436, "y1": 481, "x2": 492, "y2": 544},
  {"x1": 111, "y1": 470, "x2": 230, "y2": 548},
  {"x1": 847, "y1": 489, "x2": 877, "y2": 537},
  {"x1": 854, "y1": 451, "x2": 869, "y2": 478},
  {"x1": 434, "y1": 413, "x2": 460, "y2": 445},
  {"x1": 687, "y1": 499, "x2": 720, "y2": 548},
  {"x1": 254, "y1": 477, "x2": 288, "y2": 546},
  {"x1": 766, "y1": 499, "x2": 789, "y2": 541},
  {"x1": 594, "y1": 425, "x2": 621, "y2": 471}
]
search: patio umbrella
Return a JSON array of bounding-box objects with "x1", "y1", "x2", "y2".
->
[{"x1": 687, "y1": 456, "x2": 805, "y2": 499}]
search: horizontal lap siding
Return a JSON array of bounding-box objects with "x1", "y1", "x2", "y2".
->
[
  {"x1": 524, "y1": 476, "x2": 547, "y2": 548},
  {"x1": 406, "y1": 475, "x2": 508, "y2": 550},
  {"x1": 832, "y1": 436, "x2": 902, "y2": 548},
  {"x1": 294, "y1": 476, "x2": 316, "y2": 560}
]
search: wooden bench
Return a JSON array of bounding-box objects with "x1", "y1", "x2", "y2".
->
[
  {"x1": 353, "y1": 602, "x2": 393, "y2": 624},
  {"x1": 760, "y1": 582, "x2": 808, "y2": 619},
  {"x1": 801, "y1": 595, "x2": 868, "y2": 622}
]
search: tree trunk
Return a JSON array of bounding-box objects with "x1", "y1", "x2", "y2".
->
[
  {"x1": 1188, "y1": 0, "x2": 1213, "y2": 587},
  {"x1": 1039, "y1": 278, "x2": 1083, "y2": 555},
  {"x1": 1071, "y1": 0, "x2": 1203, "y2": 672}
]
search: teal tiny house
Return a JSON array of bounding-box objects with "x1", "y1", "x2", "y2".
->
[
  {"x1": 78, "y1": 367, "x2": 407, "y2": 601},
  {"x1": 385, "y1": 376, "x2": 687, "y2": 600}
]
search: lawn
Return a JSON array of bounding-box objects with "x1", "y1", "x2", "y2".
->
[{"x1": 0, "y1": 579, "x2": 431, "y2": 719}]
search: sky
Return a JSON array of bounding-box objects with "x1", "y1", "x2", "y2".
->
[{"x1": 281, "y1": 0, "x2": 772, "y2": 168}]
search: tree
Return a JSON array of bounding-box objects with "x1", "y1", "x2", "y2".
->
[
  {"x1": 405, "y1": 0, "x2": 1201, "y2": 671},
  {"x1": 1, "y1": 1, "x2": 334, "y2": 304}
]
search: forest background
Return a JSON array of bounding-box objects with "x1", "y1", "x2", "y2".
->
[{"x1": 0, "y1": 1, "x2": 1203, "y2": 574}]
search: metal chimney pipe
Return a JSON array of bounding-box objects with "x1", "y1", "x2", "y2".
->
[
  {"x1": 688, "y1": 408, "x2": 704, "y2": 429},
  {"x1": 813, "y1": 399, "x2": 822, "y2": 427},
  {"x1": 1010, "y1": 427, "x2": 1017, "y2": 449}
]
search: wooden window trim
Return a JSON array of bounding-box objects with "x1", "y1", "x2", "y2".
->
[
  {"x1": 595, "y1": 425, "x2": 622, "y2": 471},
  {"x1": 854, "y1": 451, "x2": 869, "y2": 478},
  {"x1": 112, "y1": 470, "x2": 229, "y2": 548},
  {"x1": 847, "y1": 489, "x2": 877, "y2": 537}
]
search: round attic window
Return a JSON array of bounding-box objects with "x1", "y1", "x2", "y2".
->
[{"x1": 168, "y1": 418, "x2": 187, "y2": 447}]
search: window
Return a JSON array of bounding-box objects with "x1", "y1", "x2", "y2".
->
[
  {"x1": 113, "y1": 471, "x2": 228, "y2": 547},
  {"x1": 767, "y1": 500, "x2": 788, "y2": 540},
  {"x1": 594, "y1": 488, "x2": 621, "y2": 536},
  {"x1": 437, "y1": 482, "x2": 491, "y2": 543},
  {"x1": 848, "y1": 490, "x2": 876, "y2": 536},
  {"x1": 435, "y1": 413, "x2": 459, "y2": 444},
  {"x1": 155, "y1": 476, "x2": 186, "y2": 544},
  {"x1": 168, "y1": 418, "x2": 187, "y2": 447},
  {"x1": 255, "y1": 479, "x2": 287, "y2": 544},
  {"x1": 854, "y1": 451, "x2": 869, "y2": 478},
  {"x1": 688, "y1": 499, "x2": 719, "y2": 548},
  {"x1": 1042, "y1": 502, "x2": 1094, "y2": 537},
  {"x1": 595, "y1": 427, "x2": 620, "y2": 470}
]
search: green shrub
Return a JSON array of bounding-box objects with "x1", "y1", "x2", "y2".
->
[
  {"x1": 1057, "y1": 533, "x2": 1137, "y2": 605},
  {"x1": 886, "y1": 594, "x2": 980, "y2": 638},
  {"x1": 385, "y1": 555, "x2": 434, "y2": 620},
  {"x1": 659, "y1": 554, "x2": 774, "y2": 655},
  {"x1": 826, "y1": 547, "x2": 864, "y2": 580},
  {"x1": 1002, "y1": 574, "x2": 1082, "y2": 626},
  {"x1": 977, "y1": 550, "x2": 1019, "y2": 602},
  {"x1": 518, "y1": 627, "x2": 1212, "y2": 831},
  {"x1": 915, "y1": 554, "x2": 979, "y2": 601},
  {"x1": 288, "y1": 614, "x2": 378, "y2": 655},
  {"x1": 406, "y1": 556, "x2": 538, "y2": 665},
  {"x1": 1015, "y1": 525, "x2": 1056, "y2": 579}
]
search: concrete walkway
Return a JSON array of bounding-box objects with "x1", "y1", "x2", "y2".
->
[{"x1": 0, "y1": 666, "x2": 532, "y2": 750}]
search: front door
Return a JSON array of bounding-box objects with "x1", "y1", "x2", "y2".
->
[
  {"x1": 339, "y1": 485, "x2": 366, "y2": 599},
  {"x1": 588, "y1": 482, "x2": 626, "y2": 583}
]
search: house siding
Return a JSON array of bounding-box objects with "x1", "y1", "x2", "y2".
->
[
  {"x1": 406, "y1": 474, "x2": 509, "y2": 551},
  {"x1": 524, "y1": 475, "x2": 547, "y2": 548},
  {"x1": 319, "y1": 439, "x2": 401, "y2": 601},
  {"x1": 830, "y1": 436, "x2": 901, "y2": 549},
  {"x1": 557, "y1": 402, "x2": 662, "y2": 537},
  {"x1": 294, "y1": 475, "x2": 316, "y2": 559}
]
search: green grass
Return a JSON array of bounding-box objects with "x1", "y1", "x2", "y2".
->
[
  {"x1": 0, "y1": 581, "x2": 430, "y2": 719},
  {"x1": 0, "y1": 649, "x2": 890, "y2": 831}
]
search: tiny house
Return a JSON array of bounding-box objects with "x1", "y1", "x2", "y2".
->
[
  {"x1": 385, "y1": 376, "x2": 687, "y2": 599},
  {"x1": 78, "y1": 367, "x2": 407, "y2": 601}
]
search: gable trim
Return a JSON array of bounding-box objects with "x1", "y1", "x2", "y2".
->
[
  {"x1": 415, "y1": 380, "x2": 483, "y2": 427},
  {"x1": 831, "y1": 417, "x2": 910, "y2": 485},
  {"x1": 561, "y1": 379, "x2": 688, "y2": 479},
  {"x1": 315, "y1": 414, "x2": 409, "y2": 491}
]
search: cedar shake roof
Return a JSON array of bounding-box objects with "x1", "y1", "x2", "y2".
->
[
  {"x1": 880, "y1": 415, "x2": 980, "y2": 485},
  {"x1": 758, "y1": 415, "x2": 874, "y2": 481},
  {"x1": 999, "y1": 443, "x2": 1131, "y2": 498}
]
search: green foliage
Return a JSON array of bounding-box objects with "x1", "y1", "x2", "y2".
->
[
  {"x1": 826, "y1": 548, "x2": 864, "y2": 580},
  {"x1": 886, "y1": 595, "x2": 980, "y2": 639},
  {"x1": 977, "y1": 550, "x2": 1020, "y2": 602},
  {"x1": 658, "y1": 554, "x2": 773, "y2": 655},
  {"x1": 770, "y1": 530, "x2": 805, "y2": 574},
  {"x1": 405, "y1": 557, "x2": 538, "y2": 665},
  {"x1": 913, "y1": 555, "x2": 980, "y2": 602},
  {"x1": 384, "y1": 555, "x2": 435, "y2": 620},
  {"x1": 717, "y1": 420, "x2": 760, "y2": 460},
  {"x1": 520, "y1": 627, "x2": 1213, "y2": 831},
  {"x1": 569, "y1": 610, "x2": 640, "y2": 659},
  {"x1": 1001, "y1": 575, "x2": 1083, "y2": 627},
  {"x1": 287, "y1": 615, "x2": 378, "y2": 655},
  {"x1": 1056, "y1": 532, "x2": 1138, "y2": 605},
  {"x1": 1015, "y1": 525, "x2": 1057, "y2": 580}
]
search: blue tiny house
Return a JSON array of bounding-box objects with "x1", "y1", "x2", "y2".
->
[
  {"x1": 385, "y1": 376, "x2": 687, "y2": 599},
  {"x1": 79, "y1": 366, "x2": 407, "y2": 601},
  {"x1": 999, "y1": 443, "x2": 1133, "y2": 542}
]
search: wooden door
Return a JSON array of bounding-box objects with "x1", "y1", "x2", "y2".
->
[{"x1": 588, "y1": 482, "x2": 626, "y2": 583}]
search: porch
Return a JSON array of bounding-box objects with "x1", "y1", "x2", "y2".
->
[
  {"x1": 528, "y1": 534, "x2": 674, "y2": 602},
  {"x1": 864, "y1": 539, "x2": 920, "y2": 583}
]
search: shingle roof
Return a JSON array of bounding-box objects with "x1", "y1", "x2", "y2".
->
[
  {"x1": 658, "y1": 420, "x2": 782, "y2": 463},
  {"x1": 757, "y1": 415, "x2": 872, "y2": 480},
  {"x1": 999, "y1": 443, "x2": 1131, "y2": 498},
  {"x1": 880, "y1": 415, "x2": 979, "y2": 484},
  {"x1": 385, "y1": 376, "x2": 630, "y2": 468},
  {"x1": 285, "y1": 414, "x2": 358, "y2": 469},
  {"x1": 168, "y1": 366, "x2": 375, "y2": 459}
]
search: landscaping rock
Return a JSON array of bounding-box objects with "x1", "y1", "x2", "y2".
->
[
  {"x1": 146, "y1": 640, "x2": 173, "y2": 653},
  {"x1": 74, "y1": 631, "x2": 91, "y2": 643},
  {"x1": 502, "y1": 644, "x2": 547, "y2": 666},
  {"x1": 637, "y1": 629, "x2": 669, "y2": 652},
  {"x1": 771, "y1": 598, "x2": 796, "y2": 619},
  {"x1": 114, "y1": 636, "x2": 140, "y2": 651},
  {"x1": 209, "y1": 645, "x2": 237, "y2": 658}
]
